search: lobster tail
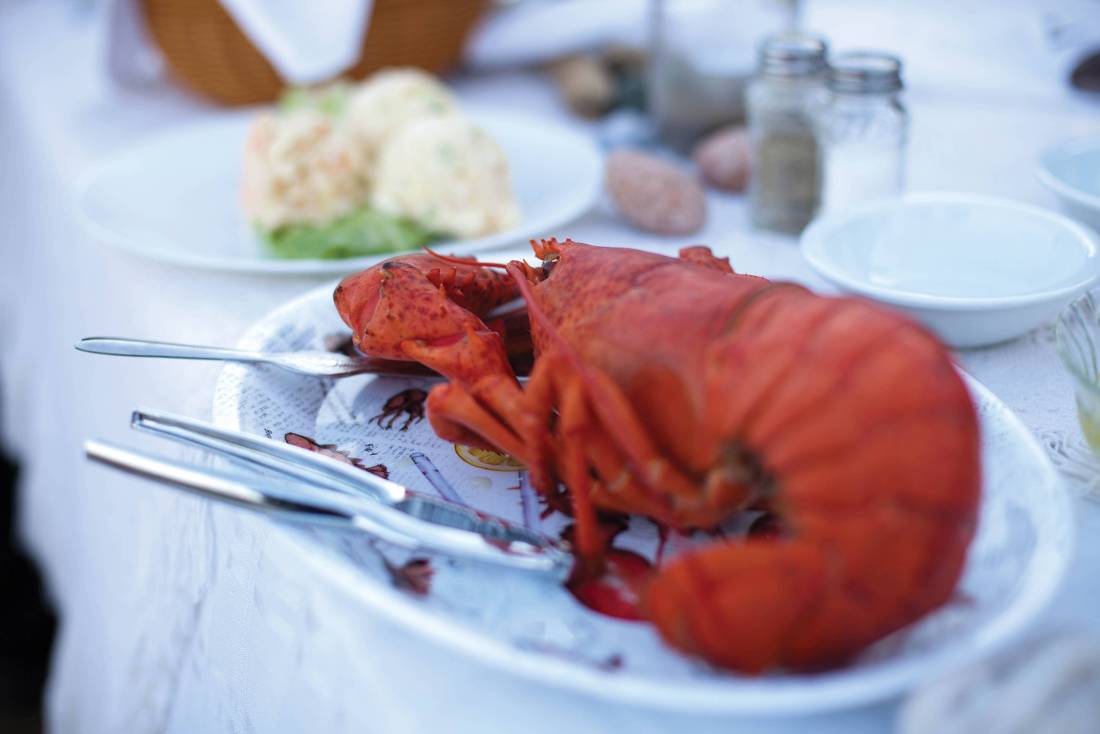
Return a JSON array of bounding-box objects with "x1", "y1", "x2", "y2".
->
[
  {"x1": 645, "y1": 501, "x2": 976, "y2": 671},
  {"x1": 645, "y1": 291, "x2": 981, "y2": 671}
]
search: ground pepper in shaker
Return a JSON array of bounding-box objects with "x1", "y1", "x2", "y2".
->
[
  {"x1": 818, "y1": 52, "x2": 909, "y2": 214},
  {"x1": 746, "y1": 32, "x2": 828, "y2": 235}
]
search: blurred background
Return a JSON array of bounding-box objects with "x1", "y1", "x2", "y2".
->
[{"x1": 1, "y1": 0, "x2": 1099, "y2": 732}]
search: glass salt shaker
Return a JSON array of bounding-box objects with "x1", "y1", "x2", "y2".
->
[
  {"x1": 746, "y1": 32, "x2": 828, "y2": 235},
  {"x1": 817, "y1": 52, "x2": 909, "y2": 214}
]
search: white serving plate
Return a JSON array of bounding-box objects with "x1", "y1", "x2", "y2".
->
[
  {"x1": 77, "y1": 108, "x2": 602, "y2": 275},
  {"x1": 209, "y1": 275, "x2": 1072, "y2": 721},
  {"x1": 800, "y1": 192, "x2": 1100, "y2": 347},
  {"x1": 1039, "y1": 137, "x2": 1100, "y2": 233}
]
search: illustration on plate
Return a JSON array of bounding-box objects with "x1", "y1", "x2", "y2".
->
[
  {"x1": 370, "y1": 388, "x2": 428, "y2": 431},
  {"x1": 284, "y1": 432, "x2": 389, "y2": 479},
  {"x1": 410, "y1": 452, "x2": 466, "y2": 505},
  {"x1": 455, "y1": 444, "x2": 525, "y2": 472}
]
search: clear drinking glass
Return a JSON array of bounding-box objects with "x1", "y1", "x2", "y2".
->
[
  {"x1": 648, "y1": 0, "x2": 800, "y2": 150},
  {"x1": 1056, "y1": 290, "x2": 1100, "y2": 454}
]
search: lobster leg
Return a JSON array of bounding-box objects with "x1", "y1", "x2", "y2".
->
[
  {"x1": 423, "y1": 354, "x2": 588, "y2": 549},
  {"x1": 428, "y1": 343, "x2": 707, "y2": 558},
  {"x1": 424, "y1": 383, "x2": 530, "y2": 459},
  {"x1": 505, "y1": 259, "x2": 707, "y2": 526},
  {"x1": 427, "y1": 358, "x2": 558, "y2": 494},
  {"x1": 557, "y1": 374, "x2": 603, "y2": 563},
  {"x1": 523, "y1": 356, "x2": 639, "y2": 563}
]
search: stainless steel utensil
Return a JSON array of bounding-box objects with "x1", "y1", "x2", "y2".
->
[
  {"x1": 76, "y1": 337, "x2": 440, "y2": 379},
  {"x1": 85, "y1": 409, "x2": 573, "y2": 580}
]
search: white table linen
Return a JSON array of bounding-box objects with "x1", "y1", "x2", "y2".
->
[{"x1": 2, "y1": 1, "x2": 1100, "y2": 732}]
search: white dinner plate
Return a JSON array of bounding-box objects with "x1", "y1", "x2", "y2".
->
[
  {"x1": 211, "y1": 275, "x2": 1072, "y2": 717},
  {"x1": 77, "y1": 108, "x2": 603, "y2": 275}
]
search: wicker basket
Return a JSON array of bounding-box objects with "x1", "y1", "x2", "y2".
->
[{"x1": 142, "y1": 0, "x2": 488, "y2": 106}]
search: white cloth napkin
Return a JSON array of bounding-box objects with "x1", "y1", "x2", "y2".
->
[
  {"x1": 100, "y1": 0, "x2": 374, "y2": 87},
  {"x1": 217, "y1": 0, "x2": 374, "y2": 84},
  {"x1": 100, "y1": 0, "x2": 164, "y2": 86}
]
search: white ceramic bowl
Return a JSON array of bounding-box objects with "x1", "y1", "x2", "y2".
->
[
  {"x1": 800, "y1": 193, "x2": 1100, "y2": 348},
  {"x1": 1038, "y1": 137, "x2": 1100, "y2": 233}
]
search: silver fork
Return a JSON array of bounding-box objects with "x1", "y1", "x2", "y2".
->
[{"x1": 76, "y1": 337, "x2": 440, "y2": 379}]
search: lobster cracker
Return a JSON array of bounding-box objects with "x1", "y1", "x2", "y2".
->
[{"x1": 335, "y1": 238, "x2": 981, "y2": 674}]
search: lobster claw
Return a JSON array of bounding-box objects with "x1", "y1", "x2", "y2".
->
[
  {"x1": 334, "y1": 253, "x2": 521, "y2": 382},
  {"x1": 402, "y1": 323, "x2": 515, "y2": 386}
]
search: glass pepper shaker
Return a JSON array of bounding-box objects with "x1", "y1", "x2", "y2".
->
[
  {"x1": 746, "y1": 32, "x2": 828, "y2": 235},
  {"x1": 817, "y1": 52, "x2": 909, "y2": 214}
]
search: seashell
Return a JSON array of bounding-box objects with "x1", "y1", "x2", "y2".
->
[
  {"x1": 548, "y1": 55, "x2": 616, "y2": 119},
  {"x1": 605, "y1": 150, "x2": 707, "y2": 235},
  {"x1": 692, "y1": 125, "x2": 751, "y2": 192}
]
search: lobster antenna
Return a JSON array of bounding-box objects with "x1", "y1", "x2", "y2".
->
[{"x1": 423, "y1": 246, "x2": 510, "y2": 271}]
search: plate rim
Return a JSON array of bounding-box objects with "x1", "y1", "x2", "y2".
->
[
  {"x1": 211, "y1": 281, "x2": 1074, "y2": 716},
  {"x1": 76, "y1": 107, "x2": 604, "y2": 275}
]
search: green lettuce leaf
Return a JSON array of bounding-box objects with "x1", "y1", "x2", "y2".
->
[
  {"x1": 261, "y1": 206, "x2": 439, "y2": 260},
  {"x1": 278, "y1": 83, "x2": 351, "y2": 118}
]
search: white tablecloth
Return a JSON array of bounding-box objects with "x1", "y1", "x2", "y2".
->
[{"x1": 2, "y1": 1, "x2": 1100, "y2": 732}]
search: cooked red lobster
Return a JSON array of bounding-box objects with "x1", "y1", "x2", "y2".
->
[{"x1": 334, "y1": 240, "x2": 981, "y2": 673}]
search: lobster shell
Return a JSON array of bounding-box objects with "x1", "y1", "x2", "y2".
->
[{"x1": 334, "y1": 240, "x2": 981, "y2": 673}]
